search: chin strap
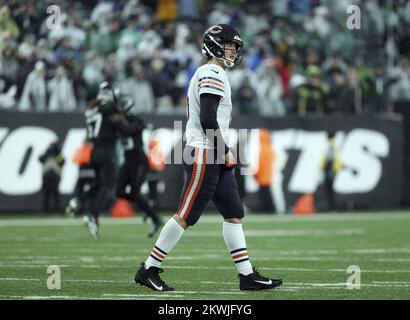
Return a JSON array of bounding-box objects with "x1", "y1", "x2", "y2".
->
[
  {"x1": 222, "y1": 59, "x2": 234, "y2": 68},
  {"x1": 210, "y1": 56, "x2": 234, "y2": 68}
]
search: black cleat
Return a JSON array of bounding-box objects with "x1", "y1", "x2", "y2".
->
[
  {"x1": 135, "y1": 263, "x2": 175, "y2": 291},
  {"x1": 239, "y1": 267, "x2": 283, "y2": 291}
]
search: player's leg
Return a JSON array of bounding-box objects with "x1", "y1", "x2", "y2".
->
[
  {"x1": 130, "y1": 160, "x2": 162, "y2": 238},
  {"x1": 324, "y1": 169, "x2": 335, "y2": 211},
  {"x1": 213, "y1": 168, "x2": 283, "y2": 290},
  {"x1": 77, "y1": 177, "x2": 95, "y2": 214},
  {"x1": 145, "y1": 146, "x2": 214, "y2": 266},
  {"x1": 52, "y1": 182, "x2": 60, "y2": 213},
  {"x1": 89, "y1": 156, "x2": 117, "y2": 221},
  {"x1": 259, "y1": 186, "x2": 275, "y2": 212},
  {"x1": 66, "y1": 165, "x2": 96, "y2": 216},
  {"x1": 66, "y1": 176, "x2": 84, "y2": 216},
  {"x1": 52, "y1": 175, "x2": 60, "y2": 213},
  {"x1": 111, "y1": 161, "x2": 137, "y2": 217},
  {"x1": 135, "y1": 146, "x2": 219, "y2": 291},
  {"x1": 80, "y1": 173, "x2": 99, "y2": 215},
  {"x1": 115, "y1": 162, "x2": 129, "y2": 200},
  {"x1": 86, "y1": 152, "x2": 117, "y2": 239},
  {"x1": 148, "y1": 178, "x2": 158, "y2": 210},
  {"x1": 212, "y1": 169, "x2": 250, "y2": 273},
  {"x1": 82, "y1": 161, "x2": 100, "y2": 238},
  {"x1": 42, "y1": 175, "x2": 50, "y2": 214}
]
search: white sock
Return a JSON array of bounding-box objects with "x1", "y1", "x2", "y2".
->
[
  {"x1": 223, "y1": 222, "x2": 253, "y2": 275},
  {"x1": 145, "y1": 218, "x2": 185, "y2": 269}
]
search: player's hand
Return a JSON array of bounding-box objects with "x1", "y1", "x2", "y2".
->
[
  {"x1": 110, "y1": 113, "x2": 126, "y2": 123},
  {"x1": 223, "y1": 150, "x2": 236, "y2": 170}
]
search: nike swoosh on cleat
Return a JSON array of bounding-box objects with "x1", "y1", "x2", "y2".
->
[
  {"x1": 254, "y1": 279, "x2": 272, "y2": 285},
  {"x1": 148, "y1": 278, "x2": 163, "y2": 291}
]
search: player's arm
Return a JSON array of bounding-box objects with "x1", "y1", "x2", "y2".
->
[
  {"x1": 129, "y1": 115, "x2": 146, "y2": 131},
  {"x1": 109, "y1": 113, "x2": 144, "y2": 136},
  {"x1": 199, "y1": 93, "x2": 230, "y2": 155}
]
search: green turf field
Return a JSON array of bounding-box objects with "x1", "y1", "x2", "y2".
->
[{"x1": 0, "y1": 212, "x2": 409, "y2": 300}]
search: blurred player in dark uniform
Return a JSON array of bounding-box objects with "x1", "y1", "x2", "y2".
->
[
  {"x1": 115, "y1": 96, "x2": 162, "y2": 238},
  {"x1": 83, "y1": 82, "x2": 141, "y2": 239},
  {"x1": 65, "y1": 139, "x2": 96, "y2": 217}
]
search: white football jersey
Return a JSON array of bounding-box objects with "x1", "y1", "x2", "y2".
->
[{"x1": 185, "y1": 63, "x2": 232, "y2": 149}]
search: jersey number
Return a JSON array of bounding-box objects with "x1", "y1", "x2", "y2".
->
[{"x1": 86, "y1": 112, "x2": 102, "y2": 139}]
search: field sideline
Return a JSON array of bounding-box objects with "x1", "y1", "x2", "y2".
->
[{"x1": 0, "y1": 211, "x2": 409, "y2": 300}]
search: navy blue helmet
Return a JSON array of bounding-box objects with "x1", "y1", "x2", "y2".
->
[{"x1": 202, "y1": 24, "x2": 244, "y2": 67}]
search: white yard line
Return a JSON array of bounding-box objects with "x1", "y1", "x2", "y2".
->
[
  {"x1": 0, "y1": 229, "x2": 365, "y2": 240},
  {"x1": 0, "y1": 294, "x2": 175, "y2": 300},
  {"x1": 0, "y1": 277, "x2": 39, "y2": 281},
  {"x1": 0, "y1": 212, "x2": 409, "y2": 227},
  {"x1": 3, "y1": 247, "x2": 410, "y2": 258},
  {"x1": 184, "y1": 229, "x2": 364, "y2": 237},
  {"x1": 3, "y1": 277, "x2": 410, "y2": 286},
  {"x1": 1, "y1": 263, "x2": 410, "y2": 273},
  {"x1": 373, "y1": 258, "x2": 410, "y2": 262},
  {"x1": 105, "y1": 291, "x2": 246, "y2": 296},
  {"x1": 352, "y1": 248, "x2": 410, "y2": 254},
  {"x1": 103, "y1": 293, "x2": 185, "y2": 298},
  {"x1": 0, "y1": 264, "x2": 71, "y2": 268},
  {"x1": 7, "y1": 254, "x2": 410, "y2": 264},
  {"x1": 65, "y1": 279, "x2": 126, "y2": 283},
  {"x1": 372, "y1": 281, "x2": 410, "y2": 284},
  {"x1": 0, "y1": 277, "x2": 130, "y2": 283},
  {"x1": 163, "y1": 265, "x2": 410, "y2": 274},
  {"x1": 22, "y1": 295, "x2": 86, "y2": 299},
  {"x1": 0, "y1": 295, "x2": 96, "y2": 300},
  {"x1": 1, "y1": 277, "x2": 410, "y2": 297},
  {"x1": 173, "y1": 291, "x2": 246, "y2": 295}
]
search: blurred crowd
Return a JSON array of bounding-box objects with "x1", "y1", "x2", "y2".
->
[{"x1": 0, "y1": 0, "x2": 410, "y2": 116}]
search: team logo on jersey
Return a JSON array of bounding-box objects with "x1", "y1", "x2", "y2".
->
[{"x1": 208, "y1": 25, "x2": 222, "y2": 34}]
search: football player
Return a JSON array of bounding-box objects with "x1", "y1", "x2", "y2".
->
[
  {"x1": 135, "y1": 24, "x2": 283, "y2": 291},
  {"x1": 115, "y1": 96, "x2": 163, "y2": 238},
  {"x1": 83, "y1": 82, "x2": 141, "y2": 240}
]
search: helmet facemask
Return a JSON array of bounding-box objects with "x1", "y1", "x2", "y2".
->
[
  {"x1": 202, "y1": 31, "x2": 244, "y2": 68},
  {"x1": 222, "y1": 41, "x2": 243, "y2": 68}
]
